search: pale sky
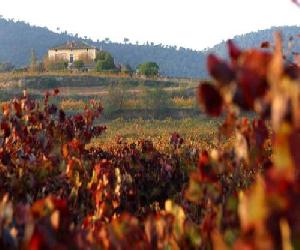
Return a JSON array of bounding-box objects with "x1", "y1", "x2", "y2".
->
[{"x1": 1, "y1": 0, "x2": 300, "y2": 50}]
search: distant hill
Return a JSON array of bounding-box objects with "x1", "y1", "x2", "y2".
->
[
  {"x1": 0, "y1": 18, "x2": 206, "y2": 78},
  {"x1": 207, "y1": 26, "x2": 300, "y2": 58},
  {"x1": 0, "y1": 17, "x2": 299, "y2": 78}
]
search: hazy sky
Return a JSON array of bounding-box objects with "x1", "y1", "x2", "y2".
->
[{"x1": 1, "y1": 0, "x2": 300, "y2": 50}]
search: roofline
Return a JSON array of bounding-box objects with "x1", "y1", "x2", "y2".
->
[
  {"x1": 49, "y1": 47, "x2": 98, "y2": 51},
  {"x1": 49, "y1": 41, "x2": 98, "y2": 50}
]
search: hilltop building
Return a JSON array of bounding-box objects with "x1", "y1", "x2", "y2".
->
[{"x1": 48, "y1": 41, "x2": 98, "y2": 66}]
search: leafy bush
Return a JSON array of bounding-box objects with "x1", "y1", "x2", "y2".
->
[
  {"x1": 143, "y1": 86, "x2": 171, "y2": 117},
  {"x1": 137, "y1": 62, "x2": 159, "y2": 77},
  {"x1": 104, "y1": 83, "x2": 127, "y2": 116},
  {"x1": 73, "y1": 60, "x2": 84, "y2": 70},
  {"x1": 44, "y1": 58, "x2": 68, "y2": 71},
  {"x1": 95, "y1": 51, "x2": 116, "y2": 71}
]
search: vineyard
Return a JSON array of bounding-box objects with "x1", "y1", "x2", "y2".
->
[{"x1": 0, "y1": 32, "x2": 300, "y2": 250}]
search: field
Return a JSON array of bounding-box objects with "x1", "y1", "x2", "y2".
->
[
  {"x1": 0, "y1": 36, "x2": 300, "y2": 250},
  {"x1": 0, "y1": 73, "x2": 200, "y2": 120},
  {"x1": 91, "y1": 117, "x2": 223, "y2": 150}
]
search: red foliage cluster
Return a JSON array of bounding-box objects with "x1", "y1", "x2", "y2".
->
[
  {"x1": 203, "y1": 40, "x2": 272, "y2": 111},
  {"x1": 1, "y1": 30, "x2": 300, "y2": 249},
  {"x1": 0, "y1": 89, "x2": 202, "y2": 249},
  {"x1": 195, "y1": 33, "x2": 300, "y2": 249}
]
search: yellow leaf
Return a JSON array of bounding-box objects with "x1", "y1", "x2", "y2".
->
[{"x1": 239, "y1": 175, "x2": 267, "y2": 231}]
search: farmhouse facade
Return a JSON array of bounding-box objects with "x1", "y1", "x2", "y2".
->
[{"x1": 48, "y1": 41, "x2": 98, "y2": 64}]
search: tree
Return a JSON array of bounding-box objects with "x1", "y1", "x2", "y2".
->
[
  {"x1": 104, "y1": 38, "x2": 111, "y2": 43},
  {"x1": 137, "y1": 62, "x2": 159, "y2": 77},
  {"x1": 95, "y1": 51, "x2": 116, "y2": 71},
  {"x1": 29, "y1": 49, "x2": 37, "y2": 72}
]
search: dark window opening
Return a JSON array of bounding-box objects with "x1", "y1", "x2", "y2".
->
[{"x1": 70, "y1": 54, "x2": 74, "y2": 63}]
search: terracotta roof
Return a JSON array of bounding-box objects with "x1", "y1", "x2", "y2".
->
[{"x1": 50, "y1": 41, "x2": 96, "y2": 50}]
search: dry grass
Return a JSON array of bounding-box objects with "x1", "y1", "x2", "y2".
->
[
  {"x1": 171, "y1": 97, "x2": 195, "y2": 108},
  {"x1": 89, "y1": 117, "x2": 234, "y2": 151},
  {"x1": 60, "y1": 99, "x2": 87, "y2": 111}
]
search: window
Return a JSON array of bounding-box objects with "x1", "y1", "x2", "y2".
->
[{"x1": 70, "y1": 54, "x2": 74, "y2": 63}]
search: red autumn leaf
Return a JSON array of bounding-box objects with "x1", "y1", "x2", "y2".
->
[
  {"x1": 62, "y1": 144, "x2": 69, "y2": 158},
  {"x1": 289, "y1": 129, "x2": 300, "y2": 169},
  {"x1": 1, "y1": 120, "x2": 11, "y2": 138},
  {"x1": 265, "y1": 167, "x2": 292, "y2": 195},
  {"x1": 239, "y1": 49, "x2": 272, "y2": 78},
  {"x1": 69, "y1": 138, "x2": 84, "y2": 153},
  {"x1": 198, "y1": 150, "x2": 218, "y2": 182},
  {"x1": 201, "y1": 210, "x2": 217, "y2": 235},
  {"x1": 253, "y1": 119, "x2": 269, "y2": 149},
  {"x1": 51, "y1": 197, "x2": 67, "y2": 213},
  {"x1": 53, "y1": 88, "x2": 60, "y2": 96},
  {"x1": 46, "y1": 104, "x2": 58, "y2": 115},
  {"x1": 234, "y1": 68, "x2": 268, "y2": 110},
  {"x1": 73, "y1": 114, "x2": 85, "y2": 129},
  {"x1": 170, "y1": 132, "x2": 184, "y2": 148},
  {"x1": 44, "y1": 91, "x2": 49, "y2": 104},
  {"x1": 0, "y1": 150, "x2": 11, "y2": 166},
  {"x1": 58, "y1": 110, "x2": 66, "y2": 122},
  {"x1": 13, "y1": 100, "x2": 22, "y2": 118},
  {"x1": 92, "y1": 126, "x2": 107, "y2": 137},
  {"x1": 2, "y1": 103, "x2": 10, "y2": 117},
  {"x1": 66, "y1": 159, "x2": 75, "y2": 177},
  {"x1": 284, "y1": 63, "x2": 300, "y2": 80},
  {"x1": 28, "y1": 229, "x2": 43, "y2": 250},
  {"x1": 260, "y1": 41, "x2": 271, "y2": 49},
  {"x1": 207, "y1": 54, "x2": 235, "y2": 85},
  {"x1": 198, "y1": 82, "x2": 223, "y2": 117},
  {"x1": 227, "y1": 39, "x2": 242, "y2": 62}
]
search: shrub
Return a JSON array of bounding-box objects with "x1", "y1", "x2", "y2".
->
[
  {"x1": 95, "y1": 51, "x2": 116, "y2": 71},
  {"x1": 104, "y1": 83, "x2": 128, "y2": 115},
  {"x1": 44, "y1": 58, "x2": 68, "y2": 71},
  {"x1": 143, "y1": 86, "x2": 170, "y2": 117},
  {"x1": 137, "y1": 62, "x2": 159, "y2": 77},
  {"x1": 73, "y1": 60, "x2": 84, "y2": 70}
]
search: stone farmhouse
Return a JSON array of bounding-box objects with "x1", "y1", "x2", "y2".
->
[{"x1": 48, "y1": 41, "x2": 98, "y2": 69}]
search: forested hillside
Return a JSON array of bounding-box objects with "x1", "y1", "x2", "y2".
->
[
  {"x1": 207, "y1": 26, "x2": 300, "y2": 58},
  {"x1": 0, "y1": 17, "x2": 299, "y2": 78},
  {"x1": 0, "y1": 17, "x2": 206, "y2": 78}
]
